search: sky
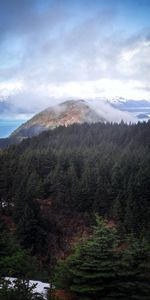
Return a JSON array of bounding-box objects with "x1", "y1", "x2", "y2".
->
[{"x1": 0, "y1": 0, "x2": 150, "y2": 135}]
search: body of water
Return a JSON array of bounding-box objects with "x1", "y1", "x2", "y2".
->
[{"x1": 0, "y1": 120, "x2": 25, "y2": 138}]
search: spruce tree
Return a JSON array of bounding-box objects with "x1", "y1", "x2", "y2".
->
[
  {"x1": 118, "y1": 237, "x2": 150, "y2": 299},
  {"x1": 54, "y1": 217, "x2": 122, "y2": 300},
  {"x1": 54, "y1": 218, "x2": 150, "y2": 300}
]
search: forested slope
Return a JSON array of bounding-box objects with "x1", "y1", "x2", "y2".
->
[{"x1": 0, "y1": 121, "x2": 150, "y2": 265}]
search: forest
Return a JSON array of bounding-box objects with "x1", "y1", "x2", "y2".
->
[{"x1": 0, "y1": 121, "x2": 150, "y2": 298}]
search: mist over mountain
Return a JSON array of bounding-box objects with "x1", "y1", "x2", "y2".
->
[
  {"x1": 1, "y1": 1, "x2": 150, "y2": 298},
  {"x1": 1, "y1": 97, "x2": 150, "y2": 147},
  {"x1": 10, "y1": 99, "x2": 105, "y2": 140},
  {"x1": 0, "y1": 99, "x2": 105, "y2": 147},
  {"x1": 1, "y1": 96, "x2": 150, "y2": 123},
  {"x1": 108, "y1": 97, "x2": 150, "y2": 120}
]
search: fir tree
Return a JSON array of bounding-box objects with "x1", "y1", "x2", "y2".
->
[
  {"x1": 54, "y1": 217, "x2": 122, "y2": 299},
  {"x1": 54, "y1": 217, "x2": 150, "y2": 300}
]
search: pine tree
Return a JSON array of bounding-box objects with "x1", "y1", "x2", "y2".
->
[
  {"x1": 118, "y1": 237, "x2": 150, "y2": 299},
  {"x1": 16, "y1": 202, "x2": 47, "y2": 254},
  {"x1": 0, "y1": 278, "x2": 44, "y2": 300},
  {"x1": 54, "y1": 218, "x2": 150, "y2": 300},
  {"x1": 54, "y1": 217, "x2": 122, "y2": 300}
]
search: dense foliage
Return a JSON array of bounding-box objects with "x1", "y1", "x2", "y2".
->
[
  {"x1": 54, "y1": 217, "x2": 150, "y2": 300},
  {"x1": 0, "y1": 122, "x2": 150, "y2": 299},
  {"x1": 0, "y1": 210, "x2": 48, "y2": 280},
  {"x1": 0, "y1": 121, "x2": 150, "y2": 272},
  {"x1": 0, "y1": 278, "x2": 45, "y2": 300}
]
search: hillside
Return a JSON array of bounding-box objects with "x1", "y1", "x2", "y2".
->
[
  {"x1": 1, "y1": 121, "x2": 150, "y2": 234},
  {"x1": 2, "y1": 98, "x2": 150, "y2": 148},
  {"x1": 1, "y1": 120, "x2": 150, "y2": 293},
  {"x1": 11, "y1": 99, "x2": 105, "y2": 139},
  {"x1": 0, "y1": 100, "x2": 106, "y2": 148}
]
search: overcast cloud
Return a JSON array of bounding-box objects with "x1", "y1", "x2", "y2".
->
[{"x1": 0, "y1": 0, "x2": 150, "y2": 120}]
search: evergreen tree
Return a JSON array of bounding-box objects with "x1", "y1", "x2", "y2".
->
[
  {"x1": 0, "y1": 278, "x2": 45, "y2": 300},
  {"x1": 54, "y1": 217, "x2": 150, "y2": 300},
  {"x1": 54, "y1": 217, "x2": 122, "y2": 299},
  {"x1": 118, "y1": 237, "x2": 150, "y2": 299},
  {"x1": 16, "y1": 202, "x2": 47, "y2": 254}
]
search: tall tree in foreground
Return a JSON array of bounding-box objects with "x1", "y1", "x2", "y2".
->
[
  {"x1": 54, "y1": 217, "x2": 150, "y2": 300},
  {"x1": 54, "y1": 217, "x2": 121, "y2": 299},
  {"x1": 118, "y1": 236, "x2": 150, "y2": 300}
]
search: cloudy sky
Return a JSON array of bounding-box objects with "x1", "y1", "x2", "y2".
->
[{"x1": 0, "y1": 0, "x2": 150, "y2": 131}]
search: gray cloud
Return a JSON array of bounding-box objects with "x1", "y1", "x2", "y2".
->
[{"x1": 0, "y1": 0, "x2": 150, "y2": 119}]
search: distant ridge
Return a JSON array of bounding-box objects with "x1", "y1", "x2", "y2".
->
[{"x1": 0, "y1": 99, "x2": 105, "y2": 148}]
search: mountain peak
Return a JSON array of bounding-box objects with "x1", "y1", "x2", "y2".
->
[{"x1": 10, "y1": 99, "x2": 105, "y2": 141}]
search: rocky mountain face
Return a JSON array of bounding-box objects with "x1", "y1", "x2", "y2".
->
[{"x1": 0, "y1": 100, "x2": 105, "y2": 148}]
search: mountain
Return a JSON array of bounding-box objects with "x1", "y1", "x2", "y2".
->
[
  {"x1": 0, "y1": 99, "x2": 105, "y2": 148},
  {"x1": 108, "y1": 97, "x2": 150, "y2": 120},
  {"x1": 1, "y1": 97, "x2": 150, "y2": 149},
  {"x1": 11, "y1": 99, "x2": 105, "y2": 140}
]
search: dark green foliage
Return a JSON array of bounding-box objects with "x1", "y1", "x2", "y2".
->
[
  {"x1": 0, "y1": 229, "x2": 48, "y2": 280},
  {"x1": 16, "y1": 201, "x2": 48, "y2": 254},
  {"x1": 54, "y1": 217, "x2": 150, "y2": 300},
  {"x1": 0, "y1": 278, "x2": 44, "y2": 300},
  {"x1": 118, "y1": 237, "x2": 150, "y2": 299},
  {"x1": 0, "y1": 121, "x2": 150, "y2": 296},
  {"x1": 54, "y1": 217, "x2": 120, "y2": 299},
  {"x1": 0, "y1": 231, "x2": 26, "y2": 277},
  {"x1": 0, "y1": 121, "x2": 150, "y2": 261}
]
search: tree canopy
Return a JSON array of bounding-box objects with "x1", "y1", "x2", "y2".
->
[{"x1": 54, "y1": 217, "x2": 150, "y2": 300}]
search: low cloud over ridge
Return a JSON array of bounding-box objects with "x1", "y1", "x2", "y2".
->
[{"x1": 0, "y1": 0, "x2": 150, "y2": 120}]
